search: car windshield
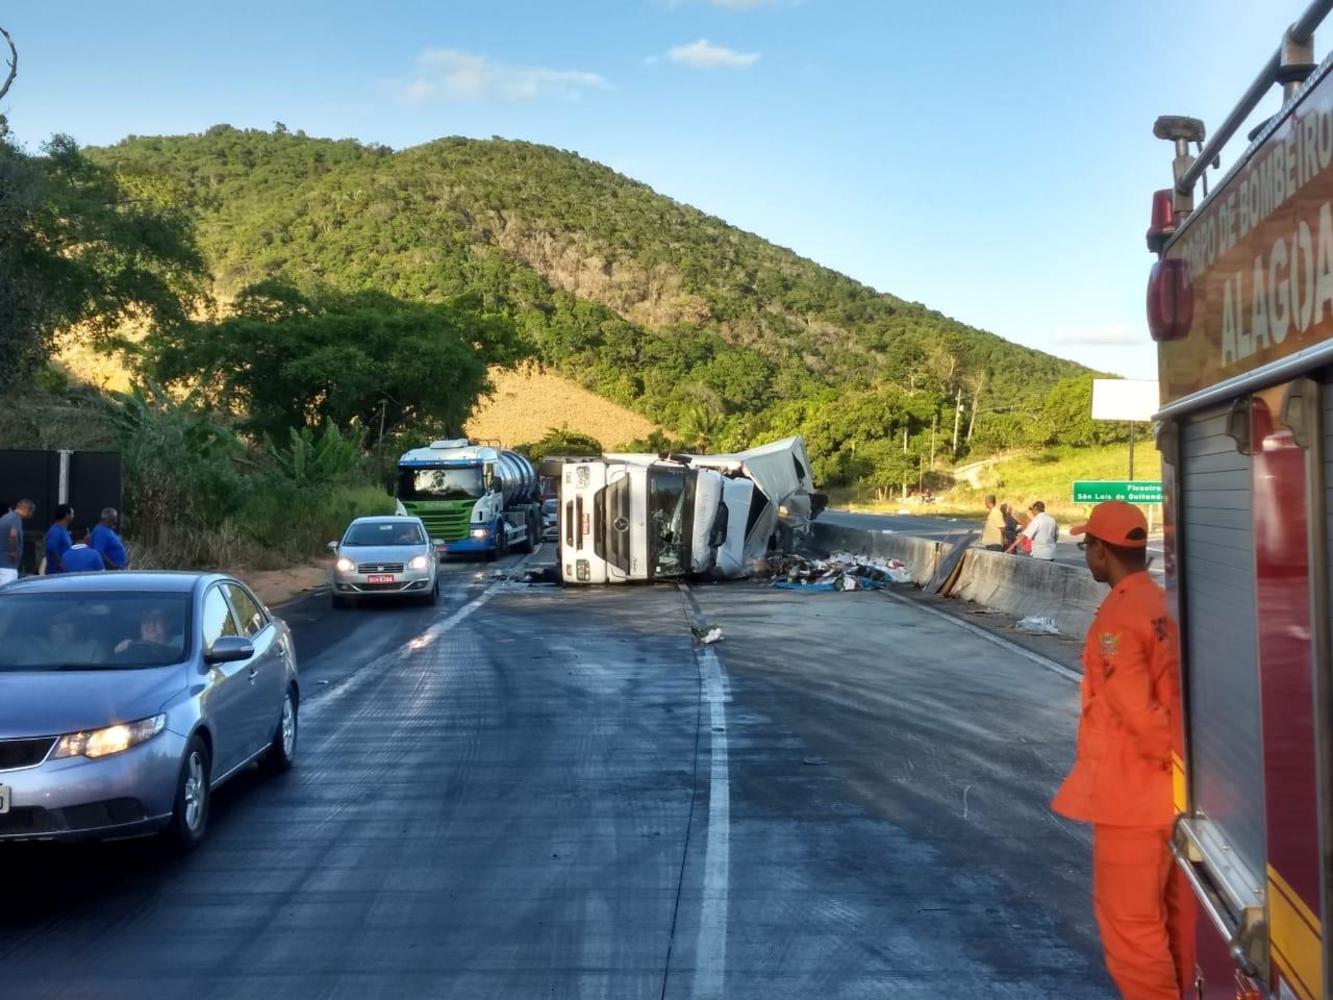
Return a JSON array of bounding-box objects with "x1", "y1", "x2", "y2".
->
[
  {"x1": 542, "y1": 499, "x2": 558, "y2": 515},
  {"x1": 648, "y1": 468, "x2": 691, "y2": 579},
  {"x1": 343, "y1": 521, "x2": 425, "y2": 546},
  {"x1": 0, "y1": 592, "x2": 191, "y2": 670},
  {"x1": 398, "y1": 466, "x2": 484, "y2": 501}
]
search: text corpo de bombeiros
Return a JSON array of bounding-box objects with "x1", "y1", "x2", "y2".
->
[{"x1": 1173, "y1": 94, "x2": 1333, "y2": 368}]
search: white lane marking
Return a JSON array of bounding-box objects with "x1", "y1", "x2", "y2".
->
[
  {"x1": 304, "y1": 550, "x2": 538, "y2": 717},
  {"x1": 692, "y1": 644, "x2": 730, "y2": 1000},
  {"x1": 879, "y1": 589, "x2": 1082, "y2": 685}
]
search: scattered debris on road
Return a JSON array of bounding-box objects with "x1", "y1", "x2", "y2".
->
[
  {"x1": 491, "y1": 565, "x2": 560, "y2": 585},
  {"x1": 767, "y1": 551, "x2": 911, "y2": 592},
  {"x1": 1015, "y1": 615, "x2": 1061, "y2": 636},
  {"x1": 692, "y1": 624, "x2": 724, "y2": 644}
]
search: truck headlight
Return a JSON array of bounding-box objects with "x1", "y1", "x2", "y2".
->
[
  {"x1": 335, "y1": 556, "x2": 355, "y2": 572},
  {"x1": 470, "y1": 526, "x2": 490, "y2": 539},
  {"x1": 576, "y1": 559, "x2": 590, "y2": 582},
  {"x1": 408, "y1": 554, "x2": 429, "y2": 571},
  {"x1": 52, "y1": 715, "x2": 166, "y2": 760}
]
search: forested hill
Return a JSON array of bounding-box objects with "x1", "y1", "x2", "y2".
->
[{"x1": 90, "y1": 126, "x2": 1086, "y2": 479}]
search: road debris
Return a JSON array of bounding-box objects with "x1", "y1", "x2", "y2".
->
[
  {"x1": 767, "y1": 551, "x2": 911, "y2": 592},
  {"x1": 692, "y1": 624, "x2": 724, "y2": 644},
  {"x1": 1015, "y1": 615, "x2": 1061, "y2": 636}
]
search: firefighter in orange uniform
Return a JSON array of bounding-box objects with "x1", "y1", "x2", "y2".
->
[{"x1": 1053, "y1": 501, "x2": 1195, "y2": 1000}]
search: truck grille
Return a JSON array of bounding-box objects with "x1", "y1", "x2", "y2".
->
[
  {"x1": 0, "y1": 737, "x2": 55, "y2": 771},
  {"x1": 356, "y1": 562, "x2": 405, "y2": 574},
  {"x1": 410, "y1": 504, "x2": 474, "y2": 541}
]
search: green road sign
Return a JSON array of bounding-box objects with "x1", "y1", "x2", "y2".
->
[{"x1": 1072, "y1": 480, "x2": 1163, "y2": 504}]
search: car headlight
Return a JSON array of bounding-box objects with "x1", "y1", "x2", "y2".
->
[
  {"x1": 52, "y1": 715, "x2": 166, "y2": 760},
  {"x1": 408, "y1": 554, "x2": 429, "y2": 571},
  {"x1": 335, "y1": 556, "x2": 355, "y2": 572},
  {"x1": 470, "y1": 526, "x2": 490, "y2": 539}
]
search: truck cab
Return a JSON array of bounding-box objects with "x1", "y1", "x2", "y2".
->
[
  {"x1": 396, "y1": 440, "x2": 539, "y2": 559},
  {"x1": 558, "y1": 458, "x2": 750, "y2": 584}
]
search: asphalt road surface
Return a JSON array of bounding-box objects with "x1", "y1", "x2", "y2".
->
[
  {"x1": 3, "y1": 547, "x2": 1114, "y2": 998},
  {"x1": 822, "y1": 508, "x2": 1166, "y2": 574}
]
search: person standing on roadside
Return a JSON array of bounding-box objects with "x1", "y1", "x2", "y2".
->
[
  {"x1": 44, "y1": 504, "x2": 75, "y2": 574},
  {"x1": 1054, "y1": 501, "x2": 1193, "y2": 1000},
  {"x1": 60, "y1": 525, "x2": 107, "y2": 573},
  {"x1": 1008, "y1": 500, "x2": 1059, "y2": 560},
  {"x1": 979, "y1": 494, "x2": 1006, "y2": 551},
  {"x1": 0, "y1": 499, "x2": 35, "y2": 586},
  {"x1": 1000, "y1": 502, "x2": 1020, "y2": 551},
  {"x1": 91, "y1": 507, "x2": 128, "y2": 570}
]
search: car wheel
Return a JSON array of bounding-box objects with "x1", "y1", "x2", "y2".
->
[
  {"x1": 165, "y1": 735, "x2": 211, "y2": 851},
  {"x1": 262, "y1": 688, "x2": 298, "y2": 773}
]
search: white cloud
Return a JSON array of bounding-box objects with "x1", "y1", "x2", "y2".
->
[
  {"x1": 1058, "y1": 323, "x2": 1144, "y2": 347},
  {"x1": 399, "y1": 49, "x2": 606, "y2": 104},
  {"x1": 667, "y1": 39, "x2": 759, "y2": 70}
]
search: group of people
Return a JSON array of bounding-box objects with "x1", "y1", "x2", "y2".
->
[
  {"x1": 979, "y1": 493, "x2": 1061, "y2": 559},
  {"x1": 0, "y1": 498, "x2": 128, "y2": 585}
]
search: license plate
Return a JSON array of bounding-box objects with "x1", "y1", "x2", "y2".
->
[
  {"x1": 367, "y1": 574, "x2": 396, "y2": 585},
  {"x1": 0, "y1": 784, "x2": 9, "y2": 815}
]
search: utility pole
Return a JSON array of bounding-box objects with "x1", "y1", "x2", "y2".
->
[
  {"x1": 951, "y1": 386, "x2": 963, "y2": 456},
  {"x1": 930, "y1": 414, "x2": 937, "y2": 469}
]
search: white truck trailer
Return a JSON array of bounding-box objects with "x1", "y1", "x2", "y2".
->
[{"x1": 555, "y1": 436, "x2": 822, "y2": 585}]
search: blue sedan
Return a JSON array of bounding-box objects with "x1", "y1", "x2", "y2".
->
[{"x1": 0, "y1": 572, "x2": 300, "y2": 849}]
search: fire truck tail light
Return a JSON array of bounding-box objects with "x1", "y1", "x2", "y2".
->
[
  {"x1": 1147, "y1": 258, "x2": 1193, "y2": 342},
  {"x1": 1146, "y1": 189, "x2": 1176, "y2": 253}
]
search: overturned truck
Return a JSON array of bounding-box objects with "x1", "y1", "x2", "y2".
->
[{"x1": 550, "y1": 436, "x2": 824, "y2": 584}]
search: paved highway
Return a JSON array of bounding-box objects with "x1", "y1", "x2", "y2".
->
[
  {"x1": 3, "y1": 548, "x2": 1113, "y2": 998},
  {"x1": 822, "y1": 508, "x2": 1165, "y2": 574}
]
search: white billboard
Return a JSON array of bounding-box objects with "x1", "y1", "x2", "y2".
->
[{"x1": 1091, "y1": 379, "x2": 1159, "y2": 422}]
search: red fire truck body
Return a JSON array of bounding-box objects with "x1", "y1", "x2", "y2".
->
[{"x1": 1149, "y1": 3, "x2": 1333, "y2": 997}]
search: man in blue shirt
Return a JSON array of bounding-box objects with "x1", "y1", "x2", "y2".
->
[
  {"x1": 91, "y1": 507, "x2": 127, "y2": 570},
  {"x1": 61, "y1": 525, "x2": 106, "y2": 572},
  {"x1": 44, "y1": 504, "x2": 75, "y2": 574}
]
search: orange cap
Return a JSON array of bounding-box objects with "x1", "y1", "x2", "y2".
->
[{"x1": 1071, "y1": 500, "x2": 1149, "y2": 547}]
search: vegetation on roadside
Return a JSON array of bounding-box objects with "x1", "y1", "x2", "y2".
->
[
  {"x1": 834, "y1": 442, "x2": 1158, "y2": 522},
  {"x1": 86, "y1": 127, "x2": 1112, "y2": 493}
]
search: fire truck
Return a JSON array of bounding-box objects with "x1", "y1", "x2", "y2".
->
[{"x1": 1147, "y1": 2, "x2": 1333, "y2": 996}]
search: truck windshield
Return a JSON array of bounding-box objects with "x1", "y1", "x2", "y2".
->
[
  {"x1": 398, "y1": 467, "x2": 483, "y2": 501},
  {"x1": 648, "y1": 468, "x2": 692, "y2": 579}
]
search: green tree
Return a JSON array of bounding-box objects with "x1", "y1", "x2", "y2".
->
[
  {"x1": 1039, "y1": 375, "x2": 1130, "y2": 447},
  {"x1": 0, "y1": 133, "x2": 205, "y2": 389},
  {"x1": 144, "y1": 280, "x2": 523, "y2": 440},
  {"x1": 515, "y1": 427, "x2": 603, "y2": 461}
]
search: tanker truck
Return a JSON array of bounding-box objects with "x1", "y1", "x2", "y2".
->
[{"x1": 394, "y1": 439, "x2": 542, "y2": 560}]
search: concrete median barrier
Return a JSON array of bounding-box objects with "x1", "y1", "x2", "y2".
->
[
  {"x1": 809, "y1": 520, "x2": 1105, "y2": 639},
  {"x1": 808, "y1": 521, "x2": 945, "y2": 583}
]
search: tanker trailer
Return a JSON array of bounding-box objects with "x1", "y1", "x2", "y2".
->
[{"x1": 395, "y1": 439, "x2": 542, "y2": 560}]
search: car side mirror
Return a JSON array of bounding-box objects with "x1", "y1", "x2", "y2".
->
[
  {"x1": 326, "y1": 540, "x2": 339, "y2": 553},
  {"x1": 431, "y1": 538, "x2": 444, "y2": 547},
  {"x1": 206, "y1": 636, "x2": 255, "y2": 664}
]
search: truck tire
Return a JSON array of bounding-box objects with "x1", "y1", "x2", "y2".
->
[{"x1": 516, "y1": 509, "x2": 536, "y2": 554}]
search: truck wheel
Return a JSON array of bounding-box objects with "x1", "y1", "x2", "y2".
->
[{"x1": 516, "y1": 512, "x2": 536, "y2": 554}]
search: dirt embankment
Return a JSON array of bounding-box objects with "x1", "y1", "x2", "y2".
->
[{"x1": 233, "y1": 560, "x2": 329, "y2": 609}]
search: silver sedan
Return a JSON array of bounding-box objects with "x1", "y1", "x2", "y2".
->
[
  {"x1": 329, "y1": 515, "x2": 441, "y2": 608},
  {"x1": 0, "y1": 572, "x2": 299, "y2": 849}
]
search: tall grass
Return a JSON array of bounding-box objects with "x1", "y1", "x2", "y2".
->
[
  {"x1": 113, "y1": 386, "x2": 396, "y2": 570},
  {"x1": 835, "y1": 443, "x2": 1162, "y2": 523}
]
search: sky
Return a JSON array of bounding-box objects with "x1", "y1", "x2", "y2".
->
[{"x1": 1, "y1": 0, "x2": 1302, "y2": 378}]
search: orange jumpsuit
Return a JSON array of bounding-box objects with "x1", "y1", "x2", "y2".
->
[{"x1": 1051, "y1": 570, "x2": 1195, "y2": 1000}]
